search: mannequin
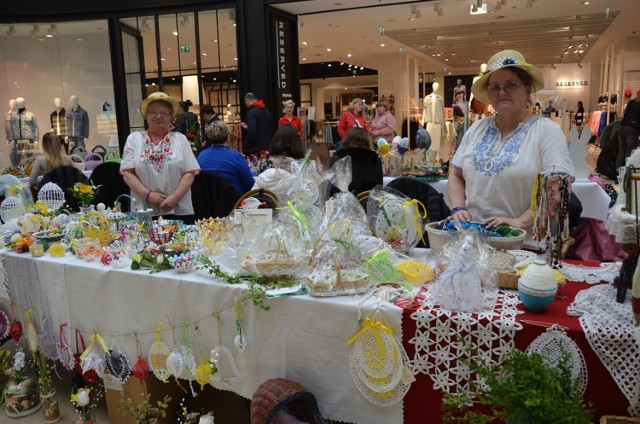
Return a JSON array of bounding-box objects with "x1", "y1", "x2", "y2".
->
[
  {"x1": 50, "y1": 97, "x2": 68, "y2": 153},
  {"x1": 9, "y1": 97, "x2": 38, "y2": 166},
  {"x1": 452, "y1": 78, "x2": 467, "y2": 117},
  {"x1": 66, "y1": 95, "x2": 89, "y2": 149},
  {"x1": 469, "y1": 63, "x2": 490, "y2": 115},
  {"x1": 422, "y1": 82, "x2": 447, "y2": 160},
  {"x1": 5, "y1": 99, "x2": 15, "y2": 143}
]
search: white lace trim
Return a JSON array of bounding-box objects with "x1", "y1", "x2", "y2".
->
[
  {"x1": 559, "y1": 262, "x2": 620, "y2": 285},
  {"x1": 0, "y1": 254, "x2": 9, "y2": 302},
  {"x1": 570, "y1": 283, "x2": 640, "y2": 416},
  {"x1": 410, "y1": 289, "x2": 523, "y2": 395}
]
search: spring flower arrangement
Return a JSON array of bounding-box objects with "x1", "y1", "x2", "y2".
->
[
  {"x1": 6, "y1": 233, "x2": 34, "y2": 253},
  {"x1": 69, "y1": 181, "x2": 101, "y2": 208},
  {"x1": 70, "y1": 383, "x2": 104, "y2": 422},
  {"x1": 185, "y1": 120, "x2": 202, "y2": 154},
  {"x1": 119, "y1": 392, "x2": 171, "y2": 424},
  {"x1": 4, "y1": 347, "x2": 40, "y2": 416}
]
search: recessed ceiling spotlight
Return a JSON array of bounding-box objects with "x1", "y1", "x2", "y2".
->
[
  {"x1": 347, "y1": 53, "x2": 352, "y2": 57},
  {"x1": 380, "y1": 43, "x2": 385, "y2": 47},
  {"x1": 302, "y1": 41, "x2": 307, "y2": 45},
  {"x1": 172, "y1": 31, "x2": 178, "y2": 36},
  {"x1": 327, "y1": 48, "x2": 332, "y2": 52}
]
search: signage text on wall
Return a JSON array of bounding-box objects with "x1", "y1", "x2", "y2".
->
[{"x1": 555, "y1": 80, "x2": 589, "y2": 87}]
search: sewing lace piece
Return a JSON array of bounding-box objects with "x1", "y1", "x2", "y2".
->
[
  {"x1": 410, "y1": 289, "x2": 523, "y2": 395},
  {"x1": 570, "y1": 283, "x2": 640, "y2": 416},
  {"x1": 559, "y1": 262, "x2": 620, "y2": 285},
  {"x1": 525, "y1": 324, "x2": 588, "y2": 395}
]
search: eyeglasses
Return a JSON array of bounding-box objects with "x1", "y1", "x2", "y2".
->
[
  {"x1": 147, "y1": 110, "x2": 172, "y2": 118},
  {"x1": 487, "y1": 81, "x2": 522, "y2": 96}
]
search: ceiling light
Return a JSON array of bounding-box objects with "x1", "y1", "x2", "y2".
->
[
  {"x1": 328, "y1": 64, "x2": 332, "y2": 67},
  {"x1": 46, "y1": 30, "x2": 53, "y2": 38},
  {"x1": 360, "y1": 66, "x2": 364, "y2": 70},
  {"x1": 302, "y1": 41, "x2": 307, "y2": 45},
  {"x1": 172, "y1": 31, "x2": 178, "y2": 36},
  {"x1": 380, "y1": 43, "x2": 385, "y2": 47},
  {"x1": 340, "y1": 62, "x2": 344, "y2": 65},
  {"x1": 302, "y1": 57, "x2": 307, "y2": 61},
  {"x1": 327, "y1": 48, "x2": 332, "y2": 52},
  {"x1": 347, "y1": 53, "x2": 352, "y2": 57}
]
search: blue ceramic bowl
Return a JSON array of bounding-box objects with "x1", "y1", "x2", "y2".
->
[{"x1": 517, "y1": 278, "x2": 557, "y2": 312}]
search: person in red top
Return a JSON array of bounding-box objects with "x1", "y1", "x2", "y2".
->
[
  {"x1": 337, "y1": 98, "x2": 366, "y2": 141},
  {"x1": 277, "y1": 99, "x2": 303, "y2": 138}
]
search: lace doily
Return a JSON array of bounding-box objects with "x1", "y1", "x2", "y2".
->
[
  {"x1": 348, "y1": 313, "x2": 413, "y2": 407},
  {"x1": 410, "y1": 289, "x2": 523, "y2": 395},
  {"x1": 0, "y1": 256, "x2": 8, "y2": 302},
  {"x1": 167, "y1": 347, "x2": 185, "y2": 379},
  {"x1": 106, "y1": 347, "x2": 132, "y2": 383},
  {"x1": 56, "y1": 325, "x2": 75, "y2": 371},
  {"x1": 38, "y1": 318, "x2": 59, "y2": 361},
  {"x1": 149, "y1": 335, "x2": 171, "y2": 383},
  {"x1": 560, "y1": 262, "x2": 620, "y2": 285},
  {"x1": 570, "y1": 283, "x2": 640, "y2": 416},
  {"x1": 525, "y1": 324, "x2": 588, "y2": 395},
  {"x1": 209, "y1": 345, "x2": 241, "y2": 384}
]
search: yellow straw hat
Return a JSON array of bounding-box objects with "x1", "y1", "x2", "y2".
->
[
  {"x1": 139, "y1": 92, "x2": 180, "y2": 120},
  {"x1": 471, "y1": 50, "x2": 544, "y2": 104}
]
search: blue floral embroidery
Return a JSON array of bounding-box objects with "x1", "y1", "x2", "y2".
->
[
  {"x1": 471, "y1": 116, "x2": 540, "y2": 176},
  {"x1": 502, "y1": 57, "x2": 517, "y2": 65}
]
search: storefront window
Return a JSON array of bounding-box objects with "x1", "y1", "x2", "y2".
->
[{"x1": 0, "y1": 20, "x2": 116, "y2": 168}]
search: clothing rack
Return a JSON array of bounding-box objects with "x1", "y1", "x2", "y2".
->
[{"x1": 598, "y1": 90, "x2": 619, "y2": 125}]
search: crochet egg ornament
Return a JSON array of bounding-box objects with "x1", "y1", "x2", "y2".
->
[
  {"x1": 518, "y1": 259, "x2": 558, "y2": 312},
  {"x1": 377, "y1": 138, "x2": 391, "y2": 155},
  {"x1": 372, "y1": 197, "x2": 420, "y2": 253}
]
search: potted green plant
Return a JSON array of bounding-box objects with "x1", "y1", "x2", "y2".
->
[
  {"x1": 33, "y1": 348, "x2": 60, "y2": 423},
  {"x1": 441, "y1": 347, "x2": 593, "y2": 424},
  {"x1": 119, "y1": 391, "x2": 171, "y2": 424}
]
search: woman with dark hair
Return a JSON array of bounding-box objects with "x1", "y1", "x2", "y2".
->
[
  {"x1": 197, "y1": 120, "x2": 254, "y2": 195},
  {"x1": 266, "y1": 125, "x2": 306, "y2": 170},
  {"x1": 173, "y1": 99, "x2": 199, "y2": 135},
  {"x1": 329, "y1": 127, "x2": 382, "y2": 194}
]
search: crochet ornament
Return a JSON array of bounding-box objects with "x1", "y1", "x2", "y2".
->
[
  {"x1": 105, "y1": 341, "x2": 132, "y2": 383},
  {"x1": 56, "y1": 324, "x2": 75, "y2": 371},
  {"x1": 37, "y1": 182, "x2": 66, "y2": 210},
  {"x1": 9, "y1": 318, "x2": 22, "y2": 342},
  {"x1": 132, "y1": 336, "x2": 150, "y2": 383},
  {"x1": 38, "y1": 317, "x2": 59, "y2": 361},
  {"x1": 0, "y1": 310, "x2": 9, "y2": 340},
  {"x1": 166, "y1": 323, "x2": 185, "y2": 379},
  {"x1": 25, "y1": 309, "x2": 39, "y2": 352},
  {"x1": 80, "y1": 332, "x2": 108, "y2": 378},
  {"x1": 148, "y1": 323, "x2": 171, "y2": 382},
  {"x1": 0, "y1": 196, "x2": 25, "y2": 223}
]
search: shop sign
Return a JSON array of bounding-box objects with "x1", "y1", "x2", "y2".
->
[
  {"x1": 180, "y1": 44, "x2": 191, "y2": 53},
  {"x1": 275, "y1": 19, "x2": 294, "y2": 101},
  {"x1": 555, "y1": 80, "x2": 588, "y2": 87}
]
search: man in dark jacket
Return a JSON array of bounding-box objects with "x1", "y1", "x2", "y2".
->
[{"x1": 242, "y1": 92, "x2": 273, "y2": 155}]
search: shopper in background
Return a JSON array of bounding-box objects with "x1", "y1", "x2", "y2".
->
[
  {"x1": 370, "y1": 100, "x2": 396, "y2": 143},
  {"x1": 198, "y1": 120, "x2": 254, "y2": 196},
  {"x1": 337, "y1": 98, "x2": 366, "y2": 143},
  {"x1": 616, "y1": 93, "x2": 640, "y2": 169},
  {"x1": 120, "y1": 92, "x2": 200, "y2": 223},
  {"x1": 278, "y1": 99, "x2": 303, "y2": 138},
  {"x1": 575, "y1": 101, "x2": 585, "y2": 129},
  {"x1": 29, "y1": 132, "x2": 73, "y2": 189},
  {"x1": 330, "y1": 126, "x2": 382, "y2": 195},
  {"x1": 200, "y1": 104, "x2": 219, "y2": 148},
  {"x1": 242, "y1": 92, "x2": 273, "y2": 155},
  {"x1": 173, "y1": 99, "x2": 199, "y2": 135},
  {"x1": 448, "y1": 49, "x2": 573, "y2": 232},
  {"x1": 260, "y1": 125, "x2": 307, "y2": 173}
]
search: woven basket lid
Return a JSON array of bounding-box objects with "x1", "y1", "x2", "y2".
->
[{"x1": 250, "y1": 378, "x2": 325, "y2": 424}]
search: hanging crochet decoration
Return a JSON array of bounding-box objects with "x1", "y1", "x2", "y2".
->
[
  {"x1": 80, "y1": 332, "x2": 108, "y2": 378},
  {"x1": 531, "y1": 172, "x2": 572, "y2": 267},
  {"x1": 56, "y1": 323, "x2": 75, "y2": 371},
  {"x1": 38, "y1": 317, "x2": 59, "y2": 361},
  {"x1": 25, "y1": 309, "x2": 39, "y2": 352},
  {"x1": 347, "y1": 309, "x2": 414, "y2": 406},
  {"x1": 105, "y1": 340, "x2": 132, "y2": 383},
  {"x1": 148, "y1": 323, "x2": 171, "y2": 382},
  {"x1": 209, "y1": 345, "x2": 242, "y2": 384},
  {"x1": 525, "y1": 324, "x2": 588, "y2": 395},
  {"x1": 0, "y1": 310, "x2": 9, "y2": 340},
  {"x1": 0, "y1": 196, "x2": 25, "y2": 223},
  {"x1": 132, "y1": 335, "x2": 150, "y2": 384},
  {"x1": 9, "y1": 317, "x2": 22, "y2": 342}
]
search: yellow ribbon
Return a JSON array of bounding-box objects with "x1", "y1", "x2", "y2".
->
[
  {"x1": 155, "y1": 322, "x2": 163, "y2": 343},
  {"x1": 80, "y1": 332, "x2": 108, "y2": 359},
  {"x1": 287, "y1": 200, "x2": 309, "y2": 232},
  {"x1": 347, "y1": 317, "x2": 396, "y2": 355},
  {"x1": 25, "y1": 309, "x2": 38, "y2": 352},
  {"x1": 403, "y1": 199, "x2": 427, "y2": 245}
]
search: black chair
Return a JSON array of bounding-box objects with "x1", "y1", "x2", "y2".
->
[
  {"x1": 386, "y1": 177, "x2": 451, "y2": 248},
  {"x1": 90, "y1": 162, "x2": 131, "y2": 212},
  {"x1": 38, "y1": 165, "x2": 88, "y2": 211},
  {"x1": 190, "y1": 171, "x2": 241, "y2": 220}
]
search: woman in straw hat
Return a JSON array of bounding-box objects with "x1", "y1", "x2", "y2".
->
[
  {"x1": 120, "y1": 92, "x2": 200, "y2": 223},
  {"x1": 448, "y1": 50, "x2": 573, "y2": 233}
]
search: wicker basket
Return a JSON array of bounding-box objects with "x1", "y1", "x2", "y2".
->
[
  {"x1": 425, "y1": 221, "x2": 526, "y2": 256},
  {"x1": 497, "y1": 271, "x2": 519, "y2": 290},
  {"x1": 305, "y1": 262, "x2": 371, "y2": 297},
  {"x1": 250, "y1": 378, "x2": 325, "y2": 424},
  {"x1": 600, "y1": 416, "x2": 640, "y2": 424}
]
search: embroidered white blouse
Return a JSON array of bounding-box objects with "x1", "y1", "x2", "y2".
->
[
  {"x1": 451, "y1": 116, "x2": 573, "y2": 222},
  {"x1": 120, "y1": 130, "x2": 200, "y2": 216}
]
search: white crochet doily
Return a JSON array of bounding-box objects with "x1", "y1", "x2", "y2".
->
[
  {"x1": 525, "y1": 324, "x2": 588, "y2": 395},
  {"x1": 570, "y1": 283, "x2": 640, "y2": 416},
  {"x1": 410, "y1": 289, "x2": 523, "y2": 395},
  {"x1": 559, "y1": 262, "x2": 620, "y2": 285}
]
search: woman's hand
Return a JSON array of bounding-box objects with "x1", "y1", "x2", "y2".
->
[
  {"x1": 448, "y1": 208, "x2": 472, "y2": 222},
  {"x1": 147, "y1": 191, "x2": 167, "y2": 208},
  {"x1": 159, "y1": 194, "x2": 179, "y2": 210},
  {"x1": 482, "y1": 216, "x2": 519, "y2": 229}
]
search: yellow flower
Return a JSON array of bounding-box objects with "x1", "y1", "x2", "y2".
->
[{"x1": 79, "y1": 184, "x2": 93, "y2": 194}]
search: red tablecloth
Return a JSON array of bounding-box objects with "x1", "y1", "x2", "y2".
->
[{"x1": 402, "y1": 280, "x2": 630, "y2": 423}]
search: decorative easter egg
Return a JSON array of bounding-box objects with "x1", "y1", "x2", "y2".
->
[
  {"x1": 518, "y1": 259, "x2": 558, "y2": 312},
  {"x1": 96, "y1": 203, "x2": 106, "y2": 212}
]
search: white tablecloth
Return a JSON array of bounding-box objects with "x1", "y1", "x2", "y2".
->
[
  {"x1": 0, "y1": 251, "x2": 404, "y2": 424},
  {"x1": 383, "y1": 177, "x2": 610, "y2": 222}
]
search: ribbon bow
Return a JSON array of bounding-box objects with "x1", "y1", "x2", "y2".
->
[
  {"x1": 403, "y1": 199, "x2": 427, "y2": 245},
  {"x1": 347, "y1": 318, "x2": 397, "y2": 365}
]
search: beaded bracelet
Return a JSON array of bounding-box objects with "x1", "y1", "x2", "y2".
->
[
  {"x1": 145, "y1": 190, "x2": 151, "y2": 203},
  {"x1": 450, "y1": 206, "x2": 467, "y2": 216}
]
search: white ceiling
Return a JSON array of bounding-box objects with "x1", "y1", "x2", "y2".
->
[{"x1": 275, "y1": 0, "x2": 640, "y2": 73}]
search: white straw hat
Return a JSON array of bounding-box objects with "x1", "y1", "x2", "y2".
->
[
  {"x1": 471, "y1": 50, "x2": 544, "y2": 104},
  {"x1": 139, "y1": 92, "x2": 180, "y2": 120}
]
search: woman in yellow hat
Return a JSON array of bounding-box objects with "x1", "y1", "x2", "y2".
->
[
  {"x1": 120, "y1": 92, "x2": 200, "y2": 223},
  {"x1": 448, "y1": 50, "x2": 573, "y2": 233}
]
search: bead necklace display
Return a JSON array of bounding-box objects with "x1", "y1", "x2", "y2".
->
[{"x1": 531, "y1": 172, "x2": 572, "y2": 267}]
